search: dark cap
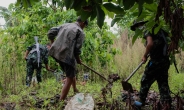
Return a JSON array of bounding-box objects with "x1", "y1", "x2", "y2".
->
[
  {"x1": 130, "y1": 21, "x2": 148, "y2": 31},
  {"x1": 77, "y1": 16, "x2": 88, "y2": 26}
]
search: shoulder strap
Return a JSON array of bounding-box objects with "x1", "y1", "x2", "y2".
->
[
  {"x1": 160, "y1": 30, "x2": 168, "y2": 56},
  {"x1": 29, "y1": 48, "x2": 37, "y2": 54},
  {"x1": 160, "y1": 30, "x2": 179, "y2": 73}
]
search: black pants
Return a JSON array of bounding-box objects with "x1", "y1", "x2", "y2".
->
[
  {"x1": 58, "y1": 61, "x2": 77, "y2": 78},
  {"x1": 139, "y1": 57, "x2": 171, "y2": 104},
  {"x1": 26, "y1": 59, "x2": 42, "y2": 86}
]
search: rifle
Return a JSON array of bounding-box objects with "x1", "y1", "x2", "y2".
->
[{"x1": 34, "y1": 36, "x2": 40, "y2": 67}]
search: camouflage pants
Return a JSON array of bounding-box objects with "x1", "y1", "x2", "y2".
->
[
  {"x1": 26, "y1": 59, "x2": 42, "y2": 86},
  {"x1": 139, "y1": 57, "x2": 171, "y2": 104}
]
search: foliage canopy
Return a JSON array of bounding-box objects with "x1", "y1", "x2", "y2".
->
[{"x1": 14, "y1": 0, "x2": 184, "y2": 53}]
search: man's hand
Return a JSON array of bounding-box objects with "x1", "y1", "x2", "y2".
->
[
  {"x1": 46, "y1": 67, "x2": 51, "y2": 71},
  {"x1": 75, "y1": 55, "x2": 82, "y2": 64},
  {"x1": 24, "y1": 56, "x2": 27, "y2": 60},
  {"x1": 76, "y1": 58, "x2": 82, "y2": 64},
  {"x1": 45, "y1": 64, "x2": 51, "y2": 71},
  {"x1": 142, "y1": 55, "x2": 147, "y2": 63},
  {"x1": 24, "y1": 50, "x2": 29, "y2": 60}
]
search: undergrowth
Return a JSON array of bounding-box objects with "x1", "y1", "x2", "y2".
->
[{"x1": 1, "y1": 29, "x2": 184, "y2": 109}]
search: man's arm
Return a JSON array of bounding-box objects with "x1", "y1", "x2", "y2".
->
[
  {"x1": 43, "y1": 47, "x2": 50, "y2": 71},
  {"x1": 74, "y1": 31, "x2": 85, "y2": 64},
  {"x1": 44, "y1": 64, "x2": 50, "y2": 71},
  {"x1": 142, "y1": 36, "x2": 153, "y2": 63},
  {"x1": 24, "y1": 50, "x2": 29, "y2": 60},
  {"x1": 24, "y1": 45, "x2": 35, "y2": 60},
  {"x1": 75, "y1": 55, "x2": 82, "y2": 64}
]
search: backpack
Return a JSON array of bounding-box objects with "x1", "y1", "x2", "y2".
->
[
  {"x1": 28, "y1": 44, "x2": 46, "y2": 65},
  {"x1": 47, "y1": 27, "x2": 60, "y2": 40},
  {"x1": 155, "y1": 29, "x2": 169, "y2": 56},
  {"x1": 144, "y1": 29, "x2": 169, "y2": 59}
]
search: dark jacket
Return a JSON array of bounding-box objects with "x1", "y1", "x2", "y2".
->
[{"x1": 49, "y1": 22, "x2": 85, "y2": 68}]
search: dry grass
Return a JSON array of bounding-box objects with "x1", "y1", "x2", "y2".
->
[{"x1": 113, "y1": 29, "x2": 145, "y2": 79}]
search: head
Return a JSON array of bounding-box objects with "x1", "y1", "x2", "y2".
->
[
  {"x1": 130, "y1": 21, "x2": 148, "y2": 31},
  {"x1": 47, "y1": 27, "x2": 59, "y2": 43},
  {"x1": 77, "y1": 16, "x2": 88, "y2": 29}
]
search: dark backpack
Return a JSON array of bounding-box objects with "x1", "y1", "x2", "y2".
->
[
  {"x1": 155, "y1": 29, "x2": 169, "y2": 56},
  {"x1": 144, "y1": 29, "x2": 169, "y2": 58},
  {"x1": 28, "y1": 44, "x2": 46, "y2": 62}
]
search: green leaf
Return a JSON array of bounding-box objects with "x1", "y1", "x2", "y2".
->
[
  {"x1": 146, "y1": 20, "x2": 156, "y2": 32},
  {"x1": 128, "y1": 3, "x2": 138, "y2": 12},
  {"x1": 30, "y1": 0, "x2": 35, "y2": 6},
  {"x1": 64, "y1": 0, "x2": 73, "y2": 9},
  {"x1": 103, "y1": 2, "x2": 124, "y2": 14},
  {"x1": 76, "y1": 9, "x2": 91, "y2": 21},
  {"x1": 138, "y1": 2, "x2": 143, "y2": 17},
  {"x1": 107, "y1": 11, "x2": 114, "y2": 18},
  {"x1": 96, "y1": 5, "x2": 105, "y2": 28},
  {"x1": 115, "y1": 14, "x2": 125, "y2": 18},
  {"x1": 144, "y1": 3, "x2": 157, "y2": 12},
  {"x1": 90, "y1": 10, "x2": 97, "y2": 21},
  {"x1": 137, "y1": 11, "x2": 150, "y2": 20},
  {"x1": 71, "y1": 0, "x2": 83, "y2": 11},
  {"x1": 101, "y1": 5, "x2": 114, "y2": 18},
  {"x1": 132, "y1": 28, "x2": 142, "y2": 44},
  {"x1": 22, "y1": 0, "x2": 29, "y2": 8},
  {"x1": 154, "y1": 25, "x2": 161, "y2": 34},
  {"x1": 123, "y1": 0, "x2": 136, "y2": 10},
  {"x1": 111, "y1": 18, "x2": 121, "y2": 27},
  {"x1": 15, "y1": 0, "x2": 21, "y2": 6}
]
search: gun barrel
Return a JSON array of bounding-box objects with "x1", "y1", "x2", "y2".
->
[{"x1": 34, "y1": 36, "x2": 40, "y2": 67}]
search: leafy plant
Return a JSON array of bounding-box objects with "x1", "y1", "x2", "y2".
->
[
  {"x1": 0, "y1": 2, "x2": 118, "y2": 96},
  {"x1": 14, "y1": 0, "x2": 184, "y2": 55}
]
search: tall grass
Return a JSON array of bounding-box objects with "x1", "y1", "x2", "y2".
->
[
  {"x1": 113, "y1": 29, "x2": 145, "y2": 78},
  {"x1": 0, "y1": 34, "x2": 26, "y2": 96}
]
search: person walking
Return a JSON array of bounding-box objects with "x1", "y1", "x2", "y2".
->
[
  {"x1": 24, "y1": 37, "x2": 50, "y2": 87},
  {"x1": 49, "y1": 17, "x2": 88, "y2": 101}
]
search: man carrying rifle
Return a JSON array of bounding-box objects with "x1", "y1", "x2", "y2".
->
[{"x1": 24, "y1": 36, "x2": 50, "y2": 87}]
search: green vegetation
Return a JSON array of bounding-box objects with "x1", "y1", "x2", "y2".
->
[
  {"x1": 0, "y1": 1, "x2": 184, "y2": 109},
  {"x1": 15, "y1": 0, "x2": 184, "y2": 53}
]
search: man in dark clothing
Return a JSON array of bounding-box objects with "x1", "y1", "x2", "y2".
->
[
  {"x1": 131, "y1": 21, "x2": 172, "y2": 108},
  {"x1": 24, "y1": 40, "x2": 50, "y2": 87},
  {"x1": 49, "y1": 17, "x2": 88, "y2": 100}
]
